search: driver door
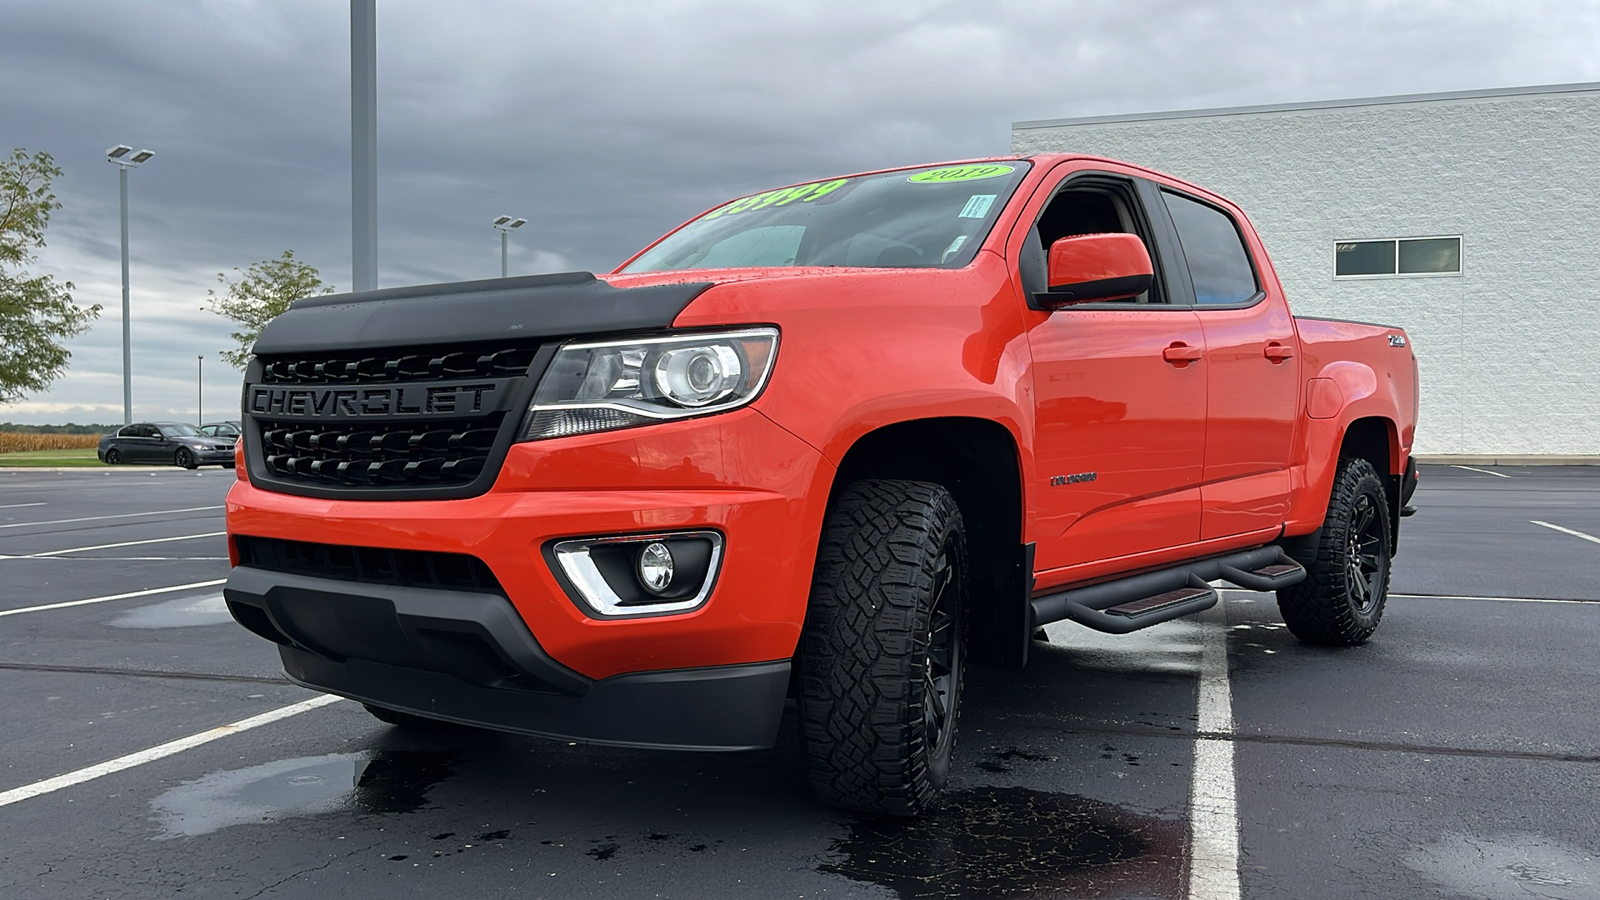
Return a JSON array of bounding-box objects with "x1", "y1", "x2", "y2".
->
[{"x1": 1016, "y1": 168, "x2": 1208, "y2": 574}]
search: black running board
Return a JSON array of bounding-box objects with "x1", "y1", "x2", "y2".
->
[{"x1": 1030, "y1": 546, "x2": 1307, "y2": 635}]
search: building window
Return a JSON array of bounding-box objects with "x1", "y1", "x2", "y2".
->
[{"x1": 1335, "y1": 236, "x2": 1461, "y2": 278}]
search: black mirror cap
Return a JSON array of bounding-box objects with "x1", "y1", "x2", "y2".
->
[{"x1": 1030, "y1": 273, "x2": 1154, "y2": 310}]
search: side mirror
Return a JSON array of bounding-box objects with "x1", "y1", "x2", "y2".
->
[{"x1": 1038, "y1": 233, "x2": 1154, "y2": 308}]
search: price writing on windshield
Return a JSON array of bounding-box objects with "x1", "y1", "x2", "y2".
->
[
  {"x1": 907, "y1": 164, "x2": 1015, "y2": 184},
  {"x1": 701, "y1": 179, "x2": 851, "y2": 220}
]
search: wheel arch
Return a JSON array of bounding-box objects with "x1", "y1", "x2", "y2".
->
[{"x1": 827, "y1": 415, "x2": 1031, "y2": 669}]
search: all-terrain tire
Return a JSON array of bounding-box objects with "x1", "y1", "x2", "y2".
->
[
  {"x1": 175, "y1": 447, "x2": 198, "y2": 470},
  {"x1": 1276, "y1": 457, "x2": 1392, "y2": 645},
  {"x1": 800, "y1": 479, "x2": 967, "y2": 816},
  {"x1": 362, "y1": 703, "x2": 462, "y2": 730}
]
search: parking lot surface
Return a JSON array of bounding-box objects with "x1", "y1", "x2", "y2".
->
[{"x1": 0, "y1": 464, "x2": 1596, "y2": 899}]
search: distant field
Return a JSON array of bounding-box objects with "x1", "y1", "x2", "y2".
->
[
  {"x1": 0, "y1": 432, "x2": 102, "y2": 454},
  {"x1": 0, "y1": 447, "x2": 106, "y2": 467}
]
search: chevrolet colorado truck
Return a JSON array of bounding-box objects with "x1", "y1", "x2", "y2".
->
[{"x1": 223, "y1": 155, "x2": 1419, "y2": 815}]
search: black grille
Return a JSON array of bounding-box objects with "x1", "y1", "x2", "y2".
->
[
  {"x1": 259, "y1": 346, "x2": 539, "y2": 384},
  {"x1": 258, "y1": 415, "x2": 504, "y2": 486},
  {"x1": 246, "y1": 341, "x2": 544, "y2": 496},
  {"x1": 235, "y1": 535, "x2": 503, "y2": 594}
]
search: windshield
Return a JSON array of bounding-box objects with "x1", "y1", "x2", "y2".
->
[
  {"x1": 622, "y1": 162, "x2": 1030, "y2": 274},
  {"x1": 160, "y1": 424, "x2": 201, "y2": 437}
]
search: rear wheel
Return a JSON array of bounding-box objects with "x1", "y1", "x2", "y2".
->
[
  {"x1": 104, "y1": 449, "x2": 122, "y2": 465},
  {"x1": 175, "y1": 447, "x2": 198, "y2": 470},
  {"x1": 1277, "y1": 457, "x2": 1391, "y2": 645},
  {"x1": 800, "y1": 479, "x2": 967, "y2": 816}
]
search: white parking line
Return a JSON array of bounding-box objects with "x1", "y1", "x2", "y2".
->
[
  {"x1": 2, "y1": 531, "x2": 226, "y2": 559},
  {"x1": 0, "y1": 505, "x2": 223, "y2": 530},
  {"x1": 0, "y1": 502, "x2": 47, "y2": 510},
  {"x1": 0, "y1": 694, "x2": 344, "y2": 809},
  {"x1": 1188, "y1": 600, "x2": 1241, "y2": 900},
  {"x1": 0, "y1": 579, "x2": 227, "y2": 617},
  {"x1": 1449, "y1": 465, "x2": 1511, "y2": 478},
  {"x1": 1531, "y1": 520, "x2": 1600, "y2": 546}
]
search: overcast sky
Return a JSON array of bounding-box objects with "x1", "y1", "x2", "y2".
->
[{"x1": 3, "y1": 0, "x2": 1597, "y2": 425}]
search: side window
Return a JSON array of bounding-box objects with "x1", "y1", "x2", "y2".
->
[
  {"x1": 1161, "y1": 191, "x2": 1259, "y2": 305},
  {"x1": 1024, "y1": 180, "x2": 1164, "y2": 303}
]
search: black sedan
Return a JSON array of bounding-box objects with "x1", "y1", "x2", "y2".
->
[{"x1": 98, "y1": 422, "x2": 236, "y2": 469}]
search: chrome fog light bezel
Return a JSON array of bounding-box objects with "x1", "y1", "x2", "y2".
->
[{"x1": 548, "y1": 531, "x2": 723, "y2": 618}]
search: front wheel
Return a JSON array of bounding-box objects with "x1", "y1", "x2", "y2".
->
[
  {"x1": 800, "y1": 479, "x2": 967, "y2": 816},
  {"x1": 175, "y1": 447, "x2": 197, "y2": 470},
  {"x1": 1276, "y1": 457, "x2": 1392, "y2": 644}
]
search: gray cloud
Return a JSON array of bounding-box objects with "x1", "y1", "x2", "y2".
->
[{"x1": 3, "y1": 0, "x2": 1597, "y2": 423}]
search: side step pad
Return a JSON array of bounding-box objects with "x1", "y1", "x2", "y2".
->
[
  {"x1": 1217, "y1": 548, "x2": 1306, "y2": 591},
  {"x1": 1106, "y1": 582, "x2": 1216, "y2": 618}
]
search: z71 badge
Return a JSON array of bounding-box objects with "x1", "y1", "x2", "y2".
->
[{"x1": 1388, "y1": 334, "x2": 1407, "y2": 348}]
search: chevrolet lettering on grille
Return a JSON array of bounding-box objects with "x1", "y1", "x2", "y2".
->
[{"x1": 248, "y1": 382, "x2": 502, "y2": 419}]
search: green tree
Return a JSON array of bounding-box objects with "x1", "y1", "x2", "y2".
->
[
  {"x1": 207, "y1": 250, "x2": 334, "y2": 368},
  {"x1": 0, "y1": 148, "x2": 102, "y2": 403}
]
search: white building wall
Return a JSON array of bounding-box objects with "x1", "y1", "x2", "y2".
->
[{"x1": 1012, "y1": 86, "x2": 1600, "y2": 455}]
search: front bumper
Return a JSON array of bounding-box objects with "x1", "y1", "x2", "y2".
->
[
  {"x1": 224, "y1": 567, "x2": 789, "y2": 749},
  {"x1": 224, "y1": 409, "x2": 831, "y2": 747}
]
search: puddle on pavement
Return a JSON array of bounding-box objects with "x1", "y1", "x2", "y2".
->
[
  {"x1": 1405, "y1": 832, "x2": 1600, "y2": 900},
  {"x1": 822, "y1": 786, "x2": 1183, "y2": 899},
  {"x1": 110, "y1": 594, "x2": 232, "y2": 629},
  {"x1": 150, "y1": 750, "x2": 456, "y2": 838}
]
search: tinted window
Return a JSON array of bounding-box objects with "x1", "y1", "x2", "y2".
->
[
  {"x1": 1397, "y1": 237, "x2": 1460, "y2": 274},
  {"x1": 1336, "y1": 240, "x2": 1396, "y2": 276},
  {"x1": 1162, "y1": 192, "x2": 1258, "y2": 305}
]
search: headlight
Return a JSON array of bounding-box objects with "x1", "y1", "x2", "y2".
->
[{"x1": 520, "y1": 327, "x2": 779, "y2": 441}]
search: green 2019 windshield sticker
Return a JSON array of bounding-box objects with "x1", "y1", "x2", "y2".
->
[
  {"x1": 907, "y1": 164, "x2": 1015, "y2": 184},
  {"x1": 701, "y1": 178, "x2": 850, "y2": 220}
]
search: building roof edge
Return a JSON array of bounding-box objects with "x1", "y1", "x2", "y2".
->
[{"x1": 1013, "y1": 81, "x2": 1600, "y2": 131}]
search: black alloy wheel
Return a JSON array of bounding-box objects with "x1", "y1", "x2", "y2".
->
[
  {"x1": 922, "y1": 540, "x2": 964, "y2": 772},
  {"x1": 104, "y1": 449, "x2": 122, "y2": 465},
  {"x1": 175, "y1": 447, "x2": 197, "y2": 470},
  {"x1": 1344, "y1": 490, "x2": 1386, "y2": 614}
]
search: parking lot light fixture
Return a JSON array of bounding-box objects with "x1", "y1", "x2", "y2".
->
[
  {"x1": 492, "y1": 215, "x2": 527, "y2": 278},
  {"x1": 106, "y1": 145, "x2": 155, "y2": 425}
]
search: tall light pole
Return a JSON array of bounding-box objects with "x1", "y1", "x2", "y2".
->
[
  {"x1": 493, "y1": 215, "x2": 526, "y2": 278},
  {"x1": 107, "y1": 145, "x2": 154, "y2": 426},
  {"x1": 351, "y1": 0, "x2": 377, "y2": 291},
  {"x1": 197, "y1": 355, "x2": 204, "y2": 425}
]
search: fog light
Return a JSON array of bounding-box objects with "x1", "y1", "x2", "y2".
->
[{"x1": 638, "y1": 542, "x2": 674, "y2": 593}]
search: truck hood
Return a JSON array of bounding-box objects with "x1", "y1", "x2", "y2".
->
[{"x1": 251, "y1": 272, "x2": 714, "y2": 354}]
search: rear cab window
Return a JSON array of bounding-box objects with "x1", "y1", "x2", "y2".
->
[{"x1": 1160, "y1": 191, "x2": 1260, "y2": 305}]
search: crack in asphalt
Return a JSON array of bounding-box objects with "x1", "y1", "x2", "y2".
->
[
  {"x1": 238, "y1": 840, "x2": 385, "y2": 900},
  {"x1": 0, "y1": 661, "x2": 288, "y2": 685}
]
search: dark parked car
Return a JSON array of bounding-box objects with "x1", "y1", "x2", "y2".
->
[
  {"x1": 198, "y1": 421, "x2": 242, "y2": 440},
  {"x1": 98, "y1": 422, "x2": 236, "y2": 469}
]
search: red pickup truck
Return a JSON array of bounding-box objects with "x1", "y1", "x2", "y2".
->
[{"x1": 223, "y1": 155, "x2": 1419, "y2": 815}]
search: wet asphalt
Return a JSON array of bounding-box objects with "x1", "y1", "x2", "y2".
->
[{"x1": 0, "y1": 464, "x2": 1596, "y2": 899}]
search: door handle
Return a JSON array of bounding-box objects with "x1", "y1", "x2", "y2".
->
[
  {"x1": 1162, "y1": 343, "x2": 1203, "y2": 364},
  {"x1": 1263, "y1": 343, "x2": 1295, "y2": 361}
]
